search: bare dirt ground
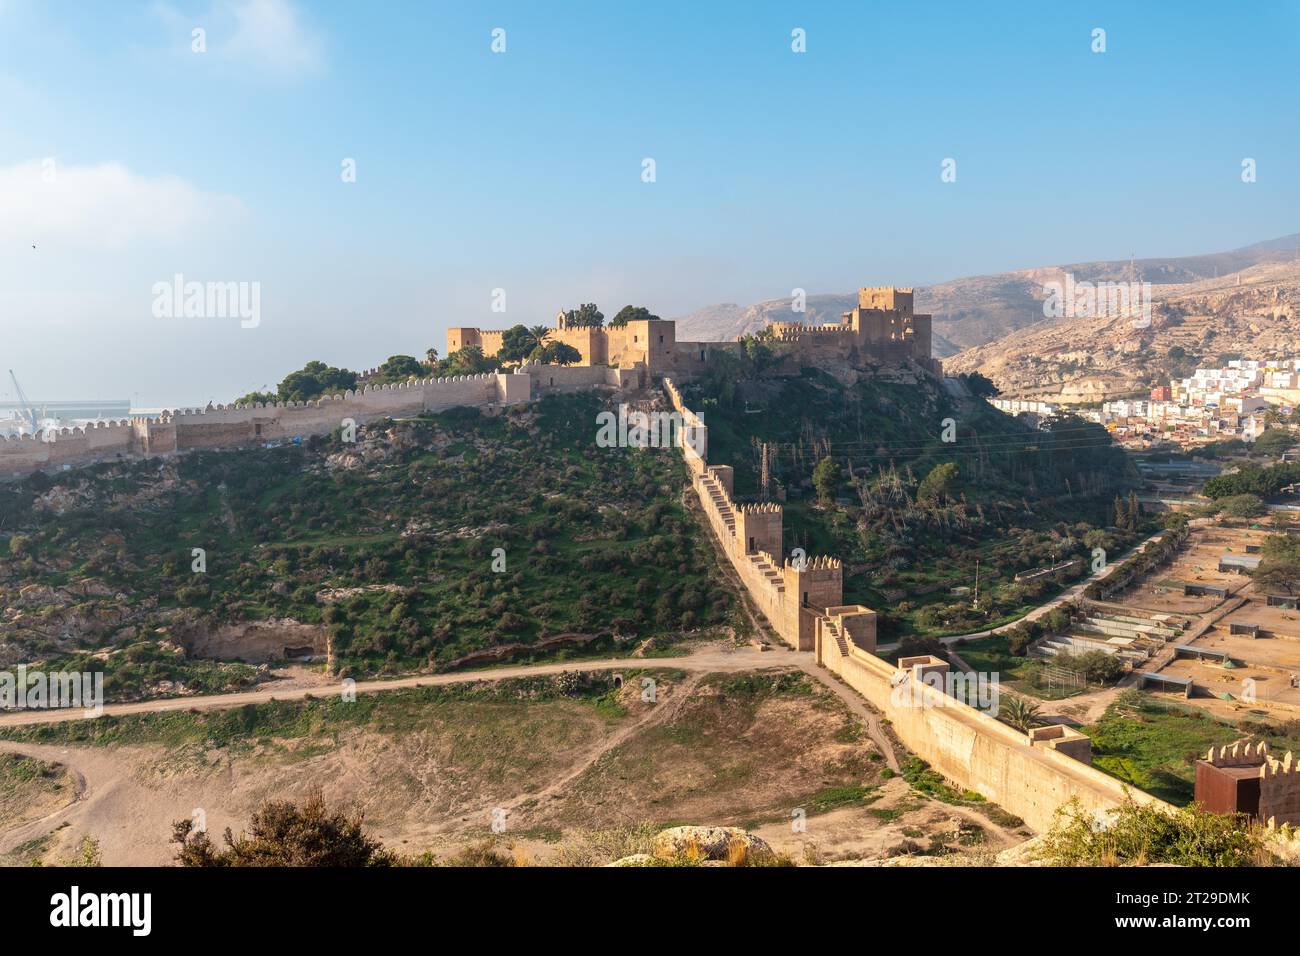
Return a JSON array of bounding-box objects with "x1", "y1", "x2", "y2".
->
[
  {"x1": 0, "y1": 752, "x2": 77, "y2": 832},
  {"x1": 754, "y1": 776, "x2": 1023, "y2": 863},
  {"x1": 0, "y1": 663, "x2": 976, "y2": 866}
]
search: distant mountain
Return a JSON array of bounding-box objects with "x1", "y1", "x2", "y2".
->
[
  {"x1": 944, "y1": 258, "x2": 1300, "y2": 401},
  {"x1": 670, "y1": 233, "x2": 1300, "y2": 359}
]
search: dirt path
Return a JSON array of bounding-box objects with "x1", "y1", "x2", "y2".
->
[
  {"x1": 790, "y1": 654, "x2": 901, "y2": 771},
  {"x1": 0, "y1": 740, "x2": 166, "y2": 863},
  {"x1": 502, "y1": 672, "x2": 707, "y2": 824},
  {"x1": 0, "y1": 645, "x2": 777, "y2": 730}
]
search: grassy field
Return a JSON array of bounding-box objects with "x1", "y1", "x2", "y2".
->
[
  {"x1": 1084, "y1": 690, "x2": 1300, "y2": 804},
  {"x1": 952, "y1": 635, "x2": 1085, "y2": 700}
]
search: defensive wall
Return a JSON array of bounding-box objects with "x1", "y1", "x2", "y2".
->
[
  {"x1": 0, "y1": 365, "x2": 654, "y2": 477},
  {"x1": 664, "y1": 376, "x2": 1172, "y2": 833}
]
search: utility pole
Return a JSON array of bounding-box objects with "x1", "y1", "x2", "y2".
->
[
  {"x1": 760, "y1": 442, "x2": 770, "y2": 500},
  {"x1": 973, "y1": 559, "x2": 981, "y2": 610}
]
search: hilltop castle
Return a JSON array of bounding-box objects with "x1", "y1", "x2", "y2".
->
[
  {"x1": 1, "y1": 285, "x2": 938, "y2": 478},
  {"x1": 449, "y1": 313, "x2": 724, "y2": 381},
  {"x1": 447, "y1": 286, "x2": 941, "y2": 379},
  {"x1": 769, "y1": 286, "x2": 938, "y2": 373}
]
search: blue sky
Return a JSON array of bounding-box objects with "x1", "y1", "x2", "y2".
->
[{"x1": 1, "y1": 0, "x2": 1297, "y2": 406}]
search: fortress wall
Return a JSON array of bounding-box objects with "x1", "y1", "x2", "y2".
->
[
  {"x1": 171, "y1": 376, "x2": 502, "y2": 448},
  {"x1": 1, "y1": 374, "x2": 516, "y2": 474},
  {"x1": 0, "y1": 435, "x2": 54, "y2": 474},
  {"x1": 547, "y1": 327, "x2": 607, "y2": 365},
  {"x1": 817, "y1": 638, "x2": 1171, "y2": 833},
  {"x1": 523, "y1": 362, "x2": 617, "y2": 396},
  {"x1": 671, "y1": 341, "x2": 739, "y2": 381},
  {"x1": 0, "y1": 421, "x2": 138, "y2": 475},
  {"x1": 663, "y1": 376, "x2": 1172, "y2": 833}
]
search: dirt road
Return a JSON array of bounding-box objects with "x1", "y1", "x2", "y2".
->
[{"x1": 0, "y1": 645, "x2": 779, "y2": 730}]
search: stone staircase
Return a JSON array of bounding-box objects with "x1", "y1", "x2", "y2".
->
[
  {"x1": 749, "y1": 552, "x2": 786, "y2": 594},
  {"x1": 699, "y1": 473, "x2": 736, "y2": 538},
  {"x1": 822, "y1": 615, "x2": 850, "y2": 657}
]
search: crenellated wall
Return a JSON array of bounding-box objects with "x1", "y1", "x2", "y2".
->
[
  {"x1": 664, "y1": 377, "x2": 870, "y2": 653},
  {"x1": 1202, "y1": 741, "x2": 1300, "y2": 826},
  {"x1": 0, "y1": 372, "x2": 535, "y2": 477},
  {"x1": 663, "y1": 375, "x2": 1173, "y2": 833}
]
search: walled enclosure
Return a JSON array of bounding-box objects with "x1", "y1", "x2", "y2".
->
[
  {"x1": 447, "y1": 288, "x2": 942, "y2": 383},
  {"x1": 664, "y1": 376, "x2": 1172, "y2": 834}
]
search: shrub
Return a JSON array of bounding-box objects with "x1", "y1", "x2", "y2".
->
[{"x1": 1037, "y1": 798, "x2": 1270, "y2": 867}]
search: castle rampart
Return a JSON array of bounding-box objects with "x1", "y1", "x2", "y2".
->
[
  {"x1": 447, "y1": 287, "x2": 940, "y2": 386},
  {"x1": 663, "y1": 375, "x2": 1172, "y2": 833},
  {"x1": 0, "y1": 372, "x2": 537, "y2": 478}
]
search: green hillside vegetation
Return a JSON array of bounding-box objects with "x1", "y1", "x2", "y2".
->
[
  {"x1": 0, "y1": 394, "x2": 735, "y2": 694},
  {"x1": 681, "y1": 358, "x2": 1145, "y2": 639},
  {"x1": 1203, "y1": 460, "x2": 1300, "y2": 500}
]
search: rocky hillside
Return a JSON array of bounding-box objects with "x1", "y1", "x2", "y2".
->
[
  {"x1": 0, "y1": 393, "x2": 737, "y2": 699},
  {"x1": 671, "y1": 233, "x2": 1300, "y2": 358},
  {"x1": 945, "y1": 259, "x2": 1300, "y2": 401}
]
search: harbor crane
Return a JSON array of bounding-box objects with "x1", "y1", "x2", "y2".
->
[{"x1": 7, "y1": 369, "x2": 40, "y2": 435}]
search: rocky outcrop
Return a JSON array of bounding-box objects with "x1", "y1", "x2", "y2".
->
[
  {"x1": 174, "y1": 618, "x2": 329, "y2": 664},
  {"x1": 650, "y1": 826, "x2": 772, "y2": 860}
]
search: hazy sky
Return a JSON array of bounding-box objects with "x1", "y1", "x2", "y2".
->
[{"x1": 1, "y1": 0, "x2": 1297, "y2": 407}]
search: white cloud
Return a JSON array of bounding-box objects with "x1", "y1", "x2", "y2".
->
[
  {"x1": 226, "y1": 0, "x2": 323, "y2": 76},
  {"x1": 0, "y1": 160, "x2": 244, "y2": 248},
  {"x1": 156, "y1": 0, "x2": 324, "y2": 78}
]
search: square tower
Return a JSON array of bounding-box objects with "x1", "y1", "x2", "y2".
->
[{"x1": 735, "y1": 503, "x2": 782, "y2": 560}]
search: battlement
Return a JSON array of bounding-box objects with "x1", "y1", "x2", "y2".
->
[
  {"x1": 0, "y1": 371, "x2": 532, "y2": 477},
  {"x1": 662, "y1": 365, "x2": 1174, "y2": 836},
  {"x1": 667, "y1": 379, "x2": 853, "y2": 652},
  {"x1": 858, "y1": 286, "x2": 914, "y2": 311},
  {"x1": 1198, "y1": 739, "x2": 1300, "y2": 826},
  {"x1": 784, "y1": 554, "x2": 841, "y2": 571},
  {"x1": 1205, "y1": 740, "x2": 1275, "y2": 768}
]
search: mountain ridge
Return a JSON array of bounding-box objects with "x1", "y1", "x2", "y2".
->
[{"x1": 670, "y1": 233, "x2": 1300, "y2": 358}]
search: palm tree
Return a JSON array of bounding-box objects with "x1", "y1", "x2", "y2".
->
[
  {"x1": 425, "y1": 347, "x2": 439, "y2": 366},
  {"x1": 998, "y1": 695, "x2": 1044, "y2": 733},
  {"x1": 529, "y1": 325, "x2": 550, "y2": 348}
]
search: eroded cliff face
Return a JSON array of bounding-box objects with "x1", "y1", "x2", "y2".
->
[
  {"x1": 946, "y1": 260, "x2": 1300, "y2": 399},
  {"x1": 174, "y1": 618, "x2": 330, "y2": 664}
]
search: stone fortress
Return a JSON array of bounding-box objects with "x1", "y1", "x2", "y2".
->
[
  {"x1": 768, "y1": 286, "x2": 940, "y2": 375},
  {"x1": 446, "y1": 286, "x2": 941, "y2": 379},
  {"x1": 0, "y1": 287, "x2": 939, "y2": 478},
  {"x1": 449, "y1": 311, "x2": 732, "y2": 380}
]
